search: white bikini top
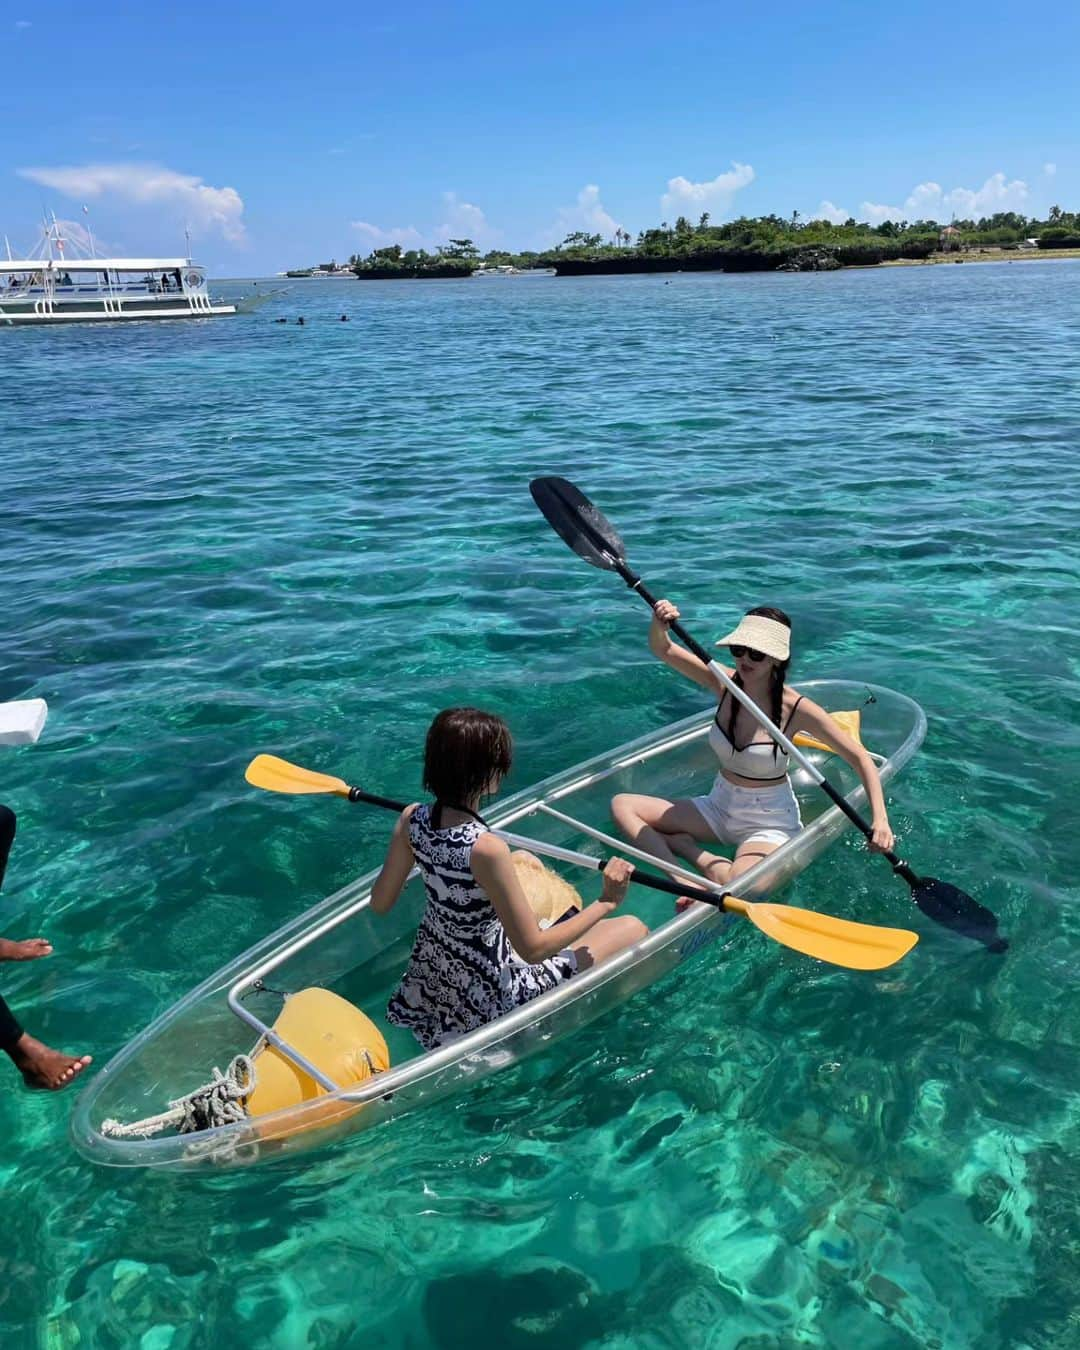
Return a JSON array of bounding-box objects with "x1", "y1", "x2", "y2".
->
[{"x1": 709, "y1": 691, "x2": 803, "y2": 782}]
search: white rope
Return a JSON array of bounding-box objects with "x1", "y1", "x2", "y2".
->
[{"x1": 101, "y1": 1054, "x2": 256, "y2": 1140}]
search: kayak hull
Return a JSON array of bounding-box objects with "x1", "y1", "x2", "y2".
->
[{"x1": 71, "y1": 680, "x2": 926, "y2": 1169}]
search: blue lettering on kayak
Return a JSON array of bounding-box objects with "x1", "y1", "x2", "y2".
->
[{"x1": 679, "y1": 913, "x2": 737, "y2": 960}]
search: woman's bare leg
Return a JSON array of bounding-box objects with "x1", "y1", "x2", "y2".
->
[
  {"x1": 666, "y1": 833, "x2": 732, "y2": 886},
  {"x1": 611, "y1": 793, "x2": 720, "y2": 870},
  {"x1": 572, "y1": 914, "x2": 648, "y2": 970},
  {"x1": 729, "y1": 839, "x2": 782, "y2": 884},
  {"x1": 676, "y1": 839, "x2": 789, "y2": 912}
]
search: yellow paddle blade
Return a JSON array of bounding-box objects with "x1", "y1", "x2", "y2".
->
[
  {"x1": 793, "y1": 708, "x2": 862, "y2": 756},
  {"x1": 245, "y1": 754, "x2": 351, "y2": 797},
  {"x1": 722, "y1": 895, "x2": 917, "y2": 971}
]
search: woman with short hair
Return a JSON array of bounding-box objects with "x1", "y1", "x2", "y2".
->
[{"x1": 372, "y1": 707, "x2": 647, "y2": 1051}]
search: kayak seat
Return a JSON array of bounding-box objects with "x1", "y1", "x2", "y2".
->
[
  {"x1": 245, "y1": 987, "x2": 390, "y2": 1119},
  {"x1": 793, "y1": 708, "x2": 862, "y2": 756}
]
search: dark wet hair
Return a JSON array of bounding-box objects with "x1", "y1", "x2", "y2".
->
[
  {"x1": 423, "y1": 707, "x2": 513, "y2": 806},
  {"x1": 727, "y1": 606, "x2": 792, "y2": 756}
]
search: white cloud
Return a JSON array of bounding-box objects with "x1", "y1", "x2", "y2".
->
[
  {"x1": 813, "y1": 200, "x2": 848, "y2": 225},
  {"x1": 350, "y1": 220, "x2": 423, "y2": 248},
  {"x1": 904, "y1": 181, "x2": 943, "y2": 216},
  {"x1": 859, "y1": 182, "x2": 940, "y2": 223},
  {"x1": 860, "y1": 200, "x2": 904, "y2": 224},
  {"x1": 17, "y1": 162, "x2": 246, "y2": 242},
  {"x1": 350, "y1": 192, "x2": 496, "y2": 252},
  {"x1": 547, "y1": 184, "x2": 622, "y2": 243},
  {"x1": 434, "y1": 191, "x2": 498, "y2": 248},
  {"x1": 859, "y1": 173, "x2": 1029, "y2": 225},
  {"x1": 860, "y1": 182, "x2": 944, "y2": 224},
  {"x1": 1043, "y1": 162, "x2": 1057, "y2": 177},
  {"x1": 660, "y1": 163, "x2": 755, "y2": 220},
  {"x1": 944, "y1": 172, "x2": 1028, "y2": 217}
]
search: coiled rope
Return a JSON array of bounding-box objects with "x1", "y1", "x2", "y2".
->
[{"x1": 101, "y1": 1054, "x2": 256, "y2": 1139}]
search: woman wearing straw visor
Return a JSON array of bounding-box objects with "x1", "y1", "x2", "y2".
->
[{"x1": 612, "y1": 602, "x2": 896, "y2": 891}]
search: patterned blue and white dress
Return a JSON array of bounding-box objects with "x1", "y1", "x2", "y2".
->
[{"x1": 386, "y1": 803, "x2": 578, "y2": 1050}]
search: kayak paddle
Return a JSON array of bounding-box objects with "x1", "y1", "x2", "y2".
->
[
  {"x1": 529, "y1": 475, "x2": 1006, "y2": 954},
  {"x1": 245, "y1": 754, "x2": 918, "y2": 971}
]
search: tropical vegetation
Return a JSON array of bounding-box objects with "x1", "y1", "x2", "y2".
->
[
  {"x1": 304, "y1": 206, "x2": 1080, "y2": 279},
  {"x1": 531, "y1": 207, "x2": 1080, "y2": 274}
]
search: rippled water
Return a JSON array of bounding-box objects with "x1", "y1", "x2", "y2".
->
[{"x1": 2, "y1": 264, "x2": 1079, "y2": 1348}]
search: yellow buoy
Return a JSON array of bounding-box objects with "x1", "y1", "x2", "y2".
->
[
  {"x1": 246, "y1": 987, "x2": 389, "y2": 1119},
  {"x1": 793, "y1": 708, "x2": 862, "y2": 756}
]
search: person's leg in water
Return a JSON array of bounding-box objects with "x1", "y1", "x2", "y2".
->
[
  {"x1": 0, "y1": 803, "x2": 91, "y2": 1089},
  {"x1": 0, "y1": 803, "x2": 13, "y2": 890},
  {"x1": 0, "y1": 805, "x2": 48, "y2": 951},
  {"x1": 0, "y1": 805, "x2": 46, "y2": 951},
  {"x1": 0, "y1": 993, "x2": 91, "y2": 1089}
]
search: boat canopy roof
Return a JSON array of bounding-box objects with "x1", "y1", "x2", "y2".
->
[{"x1": 0, "y1": 257, "x2": 197, "y2": 273}]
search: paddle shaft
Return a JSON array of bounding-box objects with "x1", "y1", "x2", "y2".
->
[
  {"x1": 609, "y1": 563, "x2": 921, "y2": 888},
  {"x1": 344, "y1": 785, "x2": 725, "y2": 908}
]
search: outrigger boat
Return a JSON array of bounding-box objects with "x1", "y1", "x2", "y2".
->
[
  {"x1": 71, "y1": 679, "x2": 926, "y2": 1171},
  {"x1": 0, "y1": 217, "x2": 235, "y2": 325}
]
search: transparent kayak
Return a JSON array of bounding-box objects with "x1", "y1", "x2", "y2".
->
[{"x1": 71, "y1": 680, "x2": 926, "y2": 1170}]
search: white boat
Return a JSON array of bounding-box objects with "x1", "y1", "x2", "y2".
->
[
  {"x1": 71, "y1": 680, "x2": 926, "y2": 1170},
  {"x1": 472, "y1": 265, "x2": 555, "y2": 277},
  {"x1": 0, "y1": 220, "x2": 235, "y2": 325}
]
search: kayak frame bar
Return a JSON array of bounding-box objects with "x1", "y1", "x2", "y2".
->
[
  {"x1": 224, "y1": 818, "x2": 703, "y2": 1093},
  {"x1": 226, "y1": 721, "x2": 882, "y2": 1093}
]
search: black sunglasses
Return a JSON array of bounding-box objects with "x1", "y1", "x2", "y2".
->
[{"x1": 728, "y1": 645, "x2": 767, "y2": 662}]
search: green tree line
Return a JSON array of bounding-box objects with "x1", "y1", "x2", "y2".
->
[{"x1": 312, "y1": 206, "x2": 1080, "y2": 278}]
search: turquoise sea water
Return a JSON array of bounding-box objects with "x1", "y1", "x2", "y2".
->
[{"x1": 2, "y1": 264, "x2": 1079, "y2": 1348}]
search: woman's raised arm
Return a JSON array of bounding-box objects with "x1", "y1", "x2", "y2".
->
[{"x1": 649, "y1": 598, "x2": 728, "y2": 693}]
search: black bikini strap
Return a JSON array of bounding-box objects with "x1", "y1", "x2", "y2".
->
[{"x1": 432, "y1": 800, "x2": 489, "y2": 830}]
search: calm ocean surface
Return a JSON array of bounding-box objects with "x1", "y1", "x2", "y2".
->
[{"x1": 2, "y1": 264, "x2": 1079, "y2": 1349}]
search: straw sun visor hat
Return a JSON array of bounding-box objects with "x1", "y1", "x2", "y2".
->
[{"x1": 716, "y1": 613, "x2": 791, "y2": 662}]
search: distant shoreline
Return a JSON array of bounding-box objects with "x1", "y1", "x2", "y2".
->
[
  {"x1": 879, "y1": 246, "x2": 1080, "y2": 267},
  {"x1": 544, "y1": 244, "x2": 1080, "y2": 279},
  {"x1": 280, "y1": 245, "x2": 1080, "y2": 283}
]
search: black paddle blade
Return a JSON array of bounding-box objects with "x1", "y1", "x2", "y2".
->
[
  {"x1": 529, "y1": 477, "x2": 627, "y2": 571},
  {"x1": 911, "y1": 877, "x2": 1008, "y2": 953}
]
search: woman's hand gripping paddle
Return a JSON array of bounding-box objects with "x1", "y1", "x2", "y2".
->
[
  {"x1": 528, "y1": 476, "x2": 1006, "y2": 954},
  {"x1": 245, "y1": 755, "x2": 918, "y2": 972}
]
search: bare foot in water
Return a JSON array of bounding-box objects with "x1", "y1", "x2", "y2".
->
[
  {"x1": 9, "y1": 1034, "x2": 92, "y2": 1090},
  {"x1": 0, "y1": 937, "x2": 53, "y2": 962}
]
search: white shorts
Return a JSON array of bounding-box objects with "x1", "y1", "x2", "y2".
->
[{"x1": 691, "y1": 775, "x2": 802, "y2": 849}]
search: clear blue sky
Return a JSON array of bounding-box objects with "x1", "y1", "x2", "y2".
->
[{"x1": 3, "y1": 1, "x2": 1076, "y2": 274}]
